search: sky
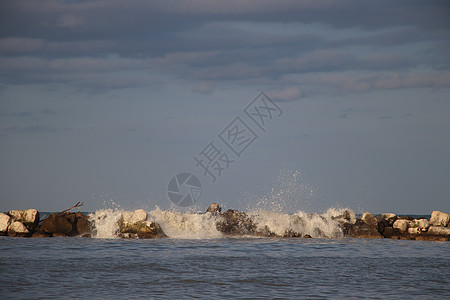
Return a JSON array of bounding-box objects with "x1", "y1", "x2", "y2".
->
[{"x1": 1, "y1": 0, "x2": 449, "y2": 214}]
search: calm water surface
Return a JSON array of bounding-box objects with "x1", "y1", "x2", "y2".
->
[{"x1": 1, "y1": 237, "x2": 449, "y2": 299}]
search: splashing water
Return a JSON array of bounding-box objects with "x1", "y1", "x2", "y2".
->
[
  {"x1": 242, "y1": 167, "x2": 317, "y2": 214},
  {"x1": 88, "y1": 207, "x2": 354, "y2": 239}
]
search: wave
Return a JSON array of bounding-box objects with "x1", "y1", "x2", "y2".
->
[{"x1": 88, "y1": 207, "x2": 355, "y2": 239}]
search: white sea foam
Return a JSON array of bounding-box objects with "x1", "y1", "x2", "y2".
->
[
  {"x1": 88, "y1": 207, "x2": 353, "y2": 239},
  {"x1": 148, "y1": 208, "x2": 223, "y2": 239},
  {"x1": 89, "y1": 209, "x2": 123, "y2": 239}
]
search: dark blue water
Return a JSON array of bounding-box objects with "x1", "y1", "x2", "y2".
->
[{"x1": 1, "y1": 237, "x2": 449, "y2": 299}]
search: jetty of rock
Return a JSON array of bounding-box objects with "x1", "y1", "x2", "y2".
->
[{"x1": 1, "y1": 205, "x2": 449, "y2": 241}]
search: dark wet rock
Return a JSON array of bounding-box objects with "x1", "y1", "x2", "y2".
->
[
  {"x1": 282, "y1": 229, "x2": 303, "y2": 238},
  {"x1": 398, "y1": 216, "x2": 414, "y2": 221},
  {"x1": 377, "y1": 219, "x2": 389, "y2": 235},
  {"x1": 8, "y1": 209, "x2": 39, "y2": 230},
  {"x1": 304, "y1": 234, "x2": 312, "y2": 238},
  {"x1": 40, "y1": 212, "x2": 92, "y2": 236},
  {"x1": 206, "y1": 203, "x2": 222, "y2": 215},
  {"x1": 412, "y1": 233, "x2": 450, "y2": 241},
  {"x1": 382, "y1": 227, "x2": 401, "y2": 239},
  {"x1": 7, "y1": 221, "x2": 31, "y2": 237},
  {"x1": 347, "y1": 220, "x2": 383, "y2": 239},
  {"x1": 254, "y1": 225, "x2": 277, "y2": 237},
  {"x1": 76, "y1": 212, "x2": 92, "y2": 236},
  {"x1": 216, "y1": 209, "x2": 256, "y2": 235},
  {"x1": 31, "y1": 231, "x2": 52, "y2": 238},
  {"x1": 41, "y1": 213, "x2": 74, "y2": 236}
]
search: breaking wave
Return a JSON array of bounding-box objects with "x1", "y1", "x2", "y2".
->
[{"x1": 88, "y1": 207, "x2": 354, "y2": 239}]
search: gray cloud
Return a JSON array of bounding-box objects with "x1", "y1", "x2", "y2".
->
[
  {"x1": 0, "y1": 0, "x2": 449, "y2": 94},
  {"x1": 3, "y1": 125, "x2": 71, "y2": 134}
]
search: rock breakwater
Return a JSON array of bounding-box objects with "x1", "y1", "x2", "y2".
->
[{"x1": 1, "y1": 205, "x2": 449, "y2": 241}]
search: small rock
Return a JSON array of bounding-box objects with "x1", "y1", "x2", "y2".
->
[
  {"x1": 380, "y1": 213, "x2": 397, "y2": 226},
  {"x1": 361, "y1": 212, "x2": 378, "y2": 226},
  {"x1": 7, "y1": 221, "x2": 30, "y2": 237},
  {"x1": 206, "y1": 203, "x2": 222, "y2": 215},
  {"x1": 393, "y1": 219, "x2": 409, "y2": 232},
  {"x1": 429, "y1": 211, "x2": 450, "y2": 227},
  {"x1": 0, "y1": 213, "x2": 11, "y2": 236},
  {"x1": 8, "y1": 209, "x2": 39, "y2": 230}
]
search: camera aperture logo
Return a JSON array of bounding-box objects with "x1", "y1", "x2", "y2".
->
[
  {"x1": 167, "y1": 91, "x2": 283, "y2": 207},
  {"x1": 167, "y1": 173, "x2": 202, "y2": 207}
]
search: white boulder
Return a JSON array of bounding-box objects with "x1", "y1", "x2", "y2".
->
[
  {"x1": 427, "y1": 226, "x2": 450, "y2": 235},
  {"x1": 8, "y1": 209, "x2": 39, "y2": 228},
  {"x1": 413, "y1": 219, "x2": 430, "y2": 231},
  {"x1": 7, "y1": 221, "x2": 30, "y2": 237},
  {"x1": 393, "y1": 219, "x2": 409, "y2": 232},
  {"x1": 429, "y1": 211, "x2": 449, "y2": 227},
  {"x1": 380, "y1": 213, "x2": 397, "y2": 225},
  {"x1": 0, "y1": 213, "x2": 11, "y2": 235}
]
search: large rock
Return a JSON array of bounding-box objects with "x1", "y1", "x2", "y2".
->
[
  {"x1": 348, "y1": 220, "x2": 383, "y2": 239},
  {"x1": 118, "y1": 209, "x2": 165, "y2": 239},
  {"x1": 382, "y1": 227, "x2": 401, "y2": 239},
  {"x1": 8, "y1": 209, "x2": 39, "y2": 230},
  {"x1": 40, "y1": 212, "x2": 92, "y2": 237},
  {"x1": 41, "y1": 213, "x2": 74, "y2": 236},
  {"x1": 347, "y1": 220, "x2": 383, "y2": 239},
  {"x1": 0, "y1": 213, "x2": 11, "y2": 236},
  {"x1": 7, "y1": 221, "x2": 30, "y2": 237},
  {"x1": 361, "y1": 212, "x2": 378, "y2": 226},
  {"x1": 380, "y1": 213, "x2": 397, "y2": 226},
  {"x1": 206, "y1": 203, "x2": 222, "y2": 215},
  {"x1": 429, "y1": 211, "x2": 450, "y2": 227},
  {"x1": 119, "y1": 221, "x2": 166, "y2": 239},
  {"x1": 427, "y1": 226, "x2": 450, "y2": 235},
  {"x1": 393, "y1": 219, "x2": 409, "y2": 232},
  {"x1": 76, "y1": 212, "x2": 92, "y2": 237},
  {"x1": 216, "y1": 209, "x2": 256, "y2": 235},
  {"x1": 409, "y1": 226, "x2": 450, "y2": 241}
]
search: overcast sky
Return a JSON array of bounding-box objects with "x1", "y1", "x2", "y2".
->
[{"x1": 1, "y1": 0, "x2": 449, "y2": 214}]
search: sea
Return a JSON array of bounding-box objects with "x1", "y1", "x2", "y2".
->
[{"x1": 1, "y1": 208, "x2": 449, "y2": 299}]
